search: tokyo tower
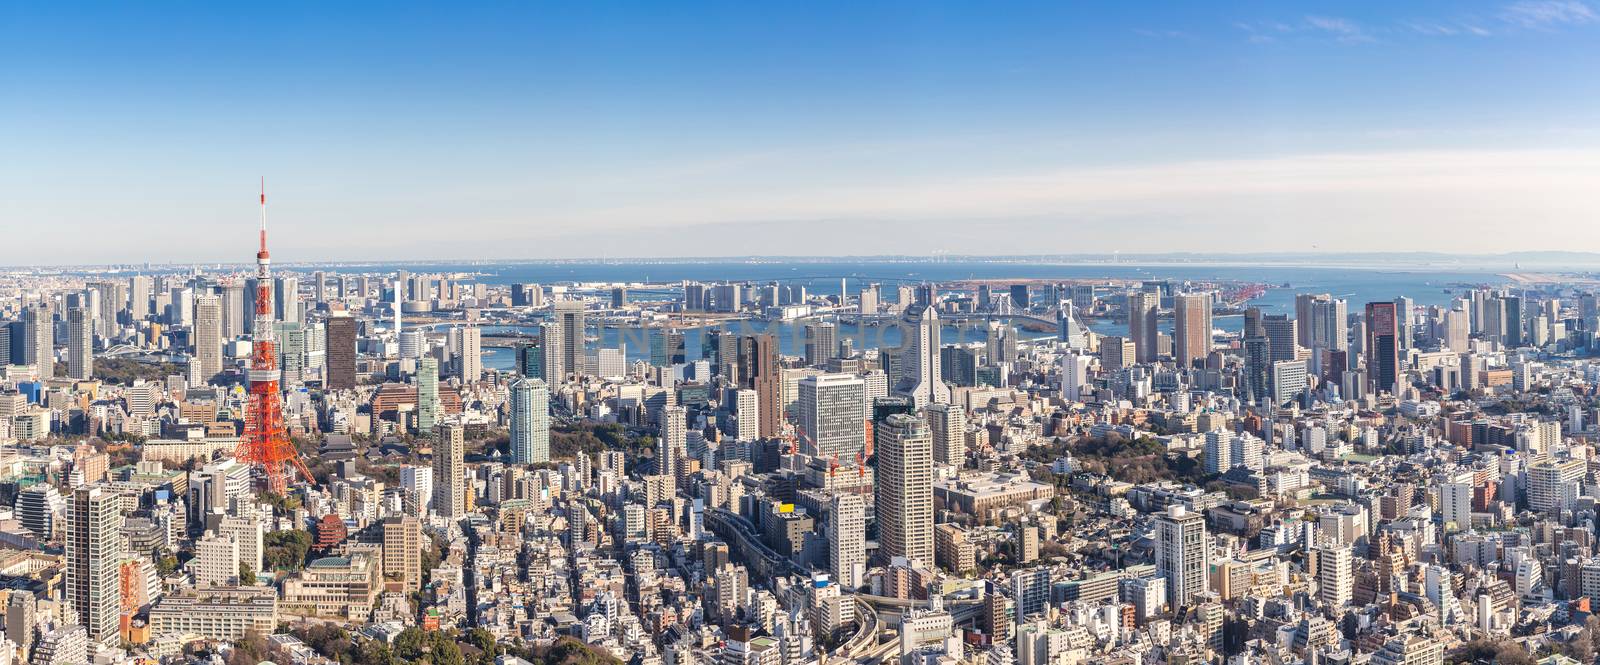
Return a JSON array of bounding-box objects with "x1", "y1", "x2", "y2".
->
[{"x1": 237, "y1": 179, "x2": 314, "y2": 495}]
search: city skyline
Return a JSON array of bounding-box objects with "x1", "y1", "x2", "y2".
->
[{"x1": 5, "y1": 1, "x2": 1600, "y2": 263}]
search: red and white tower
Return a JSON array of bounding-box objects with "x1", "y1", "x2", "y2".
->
[{"x1": 237, "y1": 178, "x2": 314, "y2": 494}]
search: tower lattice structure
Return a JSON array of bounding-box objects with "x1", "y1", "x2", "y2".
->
[{"x1": 237, "y1": 179, "x2": 314, "y2": 495}]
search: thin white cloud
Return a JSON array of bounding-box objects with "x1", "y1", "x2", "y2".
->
[
  {"x1": 1501, "y1": 0, "x2": 1597, "y2": 28},
  {"x1": 1303, "y1": 15, "x2": 1375, "y2": 42}
]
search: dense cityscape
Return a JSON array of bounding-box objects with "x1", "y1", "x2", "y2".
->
[{"x1": 0, "y1": 185, "x2": 1598, "y2": 665}]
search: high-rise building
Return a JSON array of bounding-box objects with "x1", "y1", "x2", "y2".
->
[
  {"x1": 219, "y1": 282, "x2": 246, "y2": 339},
  {"x1": 1272, "y1": 360, "x2": 1308, "y2": 406},
  {"x1": 740, "y1": 334, "x2": 782, "y2": 439},
  {"x1": 66, "y1": 307, "x2": 92, "y2": 380},
  {"x1": 509, "y1": 377, "x2": 550, "y2": 464},
  {"x1": 417, "y1": 357, "x2": 439, "y2": 435},
  {"x1": 128, "y1": 275, "x2": 153, "y2": 321},
  {"x1": 798, "y1": 374, "x2": 866, "y2": 459},
  {"x1": 1155, "y1": 504, "x2": 1207, "y2": 609},
  {"x1": 555, "y1": 300, "x2": 585, "y2": 380},
  {"x1": 539, "y1": 321, "x2": 565, "y2": 382},
  {"x1": 1365, "y1": 301, "x2": 1400, "y2": 396},
  {"x1": 1318, "y1": 543, "x2": 1353, "y2": 608},
  {"x1": 65, "y1": 487, "x2": 122, "y2": 644},
  {"x1": 1127, "y1": 292, "x2": 1159, "y2": 364},
  {"x1": 324, "y1": 314, "x2": 357, "y2": 390},
  {"x1": 828, "y1": 493, "x2": 866, "y2": 590},
  {"x1": 894, "y1": 304, "x2": 949, "y2": 408},
  {"x1": 649, "y1": 330, "x2": 686, "y2": 367},
  {"x1": 382, "y1": 515, "x2": 423, "y2": 592},
  {"x1": 1059, "y1": 352, "x2": 1091, "y2": 402},
  {"x1": 515, "y1": 339, "x2": 545, "y2": 380},
  {"x1": 194, "y1": 531, "x2": 240, "y2": 587},
  {"x1": 432, "y1": 423, "x2": 465, "y2": 518},
  {"x1": 805, "y1": 322, "x2": 837, "y2": 367},
  {"x1": 452, "y1": 325, "x2": 481, "y2": 382},
  {"x1": 23, "y1": 303, "x2": 52, "y2": 379},
  {"x1": 732, "y1": 388, "x2": 761, "y2": 442},
  {"x1": 1528, "y1": 458, "x2": 1584, "y2": 514},
  {"x1": 659, "y1": 406, "x2": 688, "y2": 488},
  {"x1": 875, "y1": 413, "x2": 933, "y2": 565},
  {"x1": 193, "y1": 294, "x2": 223, "y2": 382},
  {"x1": 926, "y1": 402, "x2": 967, "y2": 466},
  {"x1": 1173, "y1": 292, "x2": 1213, "y2": 369}
]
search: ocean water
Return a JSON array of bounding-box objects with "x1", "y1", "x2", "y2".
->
[{"x1": 452, "y1": 261, "x2": 1508, "y2": 372}]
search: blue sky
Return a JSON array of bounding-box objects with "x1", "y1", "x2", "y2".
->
[{"x1": 3, "y1": 1, "x2": 1599, "y2": 264}]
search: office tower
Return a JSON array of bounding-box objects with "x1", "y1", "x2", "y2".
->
[
  {"x1": 433, "y1": 423, "x2": 465, "y2": 518},
  {"x1": 1272, "y1": 360, "x2": 1308, "y2": 406},
  {"x1": 798, "y1": 374, "x2": 866, "y2": 459},
  {"x1": 194, "y1": 531, "x2": 240, "y2": 586},
  {"x1": 1126, "y1": 292, "x2": 1159, "y2": 364},
  {"x1": 382, "y1": 516, "x2": 423, "y2": 592},
  {"x1": 805, "y1": 323, "x2": 837, "y2": 367},
  {"x1": 401, "y1": 465, "x2": 434, "y2": 514},
  {"x1": 894, "y1": 304, "x2": 949, "y2": 408},
  {"x1": 416, "y1": 357, "x2": 440, "y2": 435},
  {"x1": 512, "y1": 283, "x2": 542, "y2": 307},
  {"x1": 92, "y1": 281, "x2": 123, "y2": 337},
  {"x1": 452, "y1": 325, "x2": 481, "y2": 382},
  {"x1": 609, "y1": 286, "x2": 627, "y2": 309},
  {"x1": 1009, "y1": 284, "x2": 1030, "y2": 309},
  {"x1": 0, "y1": 322, "x2": 10, "y2": 365},
  {"x1": 1173, "y1": 292, "x2": 1213, "y2": 368},
  {"x1": 875, "y1": 413, "x2": 933, "y2": 564},
  {"x1": 595, "y1": 347, "x2": 626, "y2": 378},
  {"x1": 939, "y1": 345, "x2": 978, "y2": 387},
  {"x1": 1365, "y1": 302, "x2": 1400, "y2": 396},
  {"x1": 703, "y1": 327, "x2": 738, "y2": 379},
  {"x1": 829, "y1": 493, "x2": 866, "y2": 589},
  {"x1": 740, "y1": 334, "x2": 782, "y2": 438},
  {"x1": 1297, "y1": 295, "x2": 1348, "y2": 351},
  {"x1": 659, "y1": 407, "x2": 687, "y2": 487},
  {"x1": 859, "y1": 284, "x2": 880, "y2": 315},
  {"x1": 509, "y1": 377, "x2": 551, "y2": 464},
  {"x1": 324, "y1": 314, "x2": 357, "y2": 390},
  {"x1": 218, "y1": 282, "x2": 245, "y2": 339},
  {"x1": 1097, "y1": 336, "x2": 1134, "y2": 371},
  {"x1": 66, "y1": 307, "x2": 92, "y2": 380},
  {"x1": 1502, "y1": 294, "x2": 1524, "y2": 348},
  {"x1": 985, "y1": 320, "x2": 1017, "y2": 366},
  {"x1": 555, "y1": 300, "x2": 585, "y2": 380},
  {"x1": 926, "y1": 402, "x2": 966, "y2": 466},
  {"x1": 732, "y1": 388, "x2": 761, "y2": 441},
  {"x1": 274, "y1": 276, "x2": 300, "y2": 324},
  {"x1": 539, "y1": 321, "x2": 565, "y2": 382},
  {"x1": 65, "y1": 487, "x2": 122, "y2": 644},
  {"x1": 1059, "y1": 352, "x2": 1091, "y2": 402},
  {"x1": 515, "y1": 339, "x2": 544, "y2": 379},
  {"x1": 1156, "y1": 504, "x2": 1207, "y2": 609},
  {"x1": 649, "y1": 330, "x2": 686, "y2": 367},
  {"x1": 191, "y1": 293, "x2": 223, "y2": 382},
  {"x1": 23, "y1": 304, "x2": 52, "y2": 379},
  {"x1": 6, "y1": 592, "x2": 33, "y2": 658},
  {"x1": 1318, "y1": 544, "x2": 1353, "y2": 608},
  {"x1": 128, "y1": 275, "x2": 153, "y2": 320},
  {"x1": 1242, "y1": 335, "x2": 1271, "y2": 405},
  {"x1": 168, "y1": 287, "x2": 194, "y2": 326}
]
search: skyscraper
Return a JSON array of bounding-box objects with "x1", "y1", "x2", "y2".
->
[
  {"x1": 798, "y1": 374, "x2": 866, "y2": 459},
  {"x1": 417, "y1": 357, "x2": 439, "y2": 435},
  {"x1": 829, "y1": 493, "x2": 866, "y2": 589},
  {"x1": 875, "y1": 413, "x2": 933, "y2": 565},
  {"x1": 509, "y1": 377, "x2": 551, "y2": 464},
  {"x1": 732, "y1": 388, "x2": 761, "y2": 442},
  {"x1": 925, "y1": 402, "x2": 967, "y2": 466},
  {"x1": 894, "y1": 304, "x2": 949, "y2": 408},
  {"x1": 1127, "y1": 292, "x2": 1159, "y2": 364},
  {"x1": 23, "y1": 303, "x2": 52, "y2": 379},
  {"x1": 128, "y1": 275, "x2": 153, "y2": 321},
  {"x1": 324, "y1": 313, "x2": 357, "y2": 390},
  {"x1": 453, "y1": 325, "x2": 481, "y2": 382},
  {"x1": 382, "y1": 515, "x2": 423, "y2": 592},
  {"x1": 1155, "y1": 504, "x2": 1207, "y2": 609},
  {"x1": 1365, "y1": 301, "x2": 1400, "y2": 396},
  {"x1": 649, "y1": 330, "x2": 686, "y2": 367},
  {"x1": 193, "y1": 293, "x2": 223, "y2": 382},
  {"x1": 555, "y1": 300, "x2": 585, "y2": 380},
  {"x1": 65, "y1": 487, "x2": 122, "y2": 644},
  {"x1": 220, "y1": 282, "x2": 246, "y2": 339},
  {"x1": 659, "y1": 406, "x2": 688, "y2": 488},
  {"x1": 804, "y1": 322, "x2": 837, "y2": 367},
  {"x1": 433, "y1": 423, "x2": 465, "y2": 518},
  {"x1": 740, "y1": 334, "x2": 782, "y2": 439},
  {"x1": 1173, "y1": 292, "x2": 1212, "y2": 369},
  {"x1": 66, "y1": 307, "x2": 92, "y2": 380}
]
